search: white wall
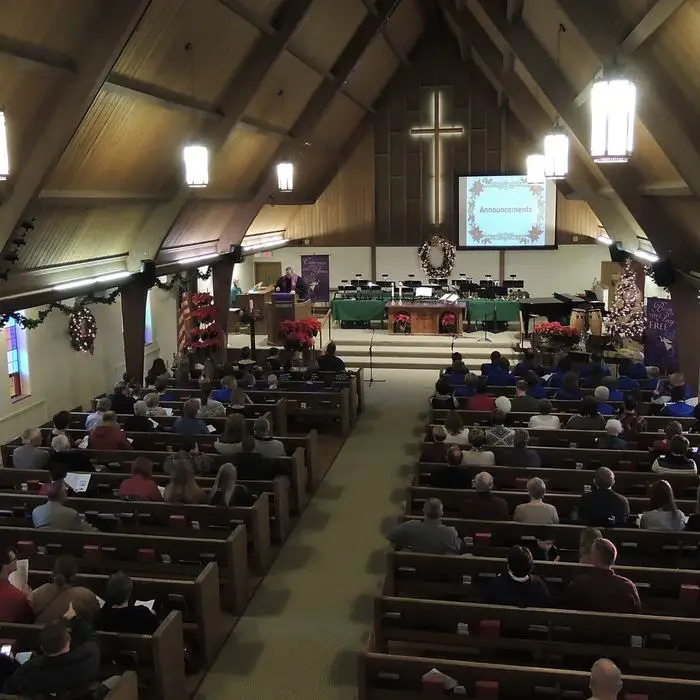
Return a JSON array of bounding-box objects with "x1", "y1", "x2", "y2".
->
[{"x1": 0, "y1": 286, "x2": 177, "y2": 445}]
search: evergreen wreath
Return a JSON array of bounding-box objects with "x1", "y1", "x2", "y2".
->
[
  {"x1": 69, "y1": 307, "x2": 97, "y2": 354},
  {"x1": 418, "y1": 235, "x2": 456, "y2": 278}
]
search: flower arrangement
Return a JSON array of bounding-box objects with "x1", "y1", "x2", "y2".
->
[
  {"x1": 439, "y1": 311, "x2": 458, "y2": 334},
  {"x1": 279, "y1": 317, "x2": 322, "y2": 351},
  {"x1": 533, "y1": 321, "x2": 581, "y2": 339},
  {"x1": 188, "y1": 292, "x2": 223, "y2": 353},
  {"x1": 393, "y1": 312, "x2": 412, "y2": 334}
]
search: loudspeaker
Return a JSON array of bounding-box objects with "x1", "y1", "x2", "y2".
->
[
  {"x1": 651, "y1": 258, "x2": 675, "y2": 287},
  {"x1": 140, "y1": 259, "x2": 157, "y2": 287},
  {"x1": 230, "y1": 245, "x2": 243, "y2": 263},
  {"x1": 609, "y1": 241, "x2": 628, "y2": 264}
]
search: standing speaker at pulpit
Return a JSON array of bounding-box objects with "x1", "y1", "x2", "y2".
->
[{"x1": 276, "y1": 267, "x2": 308, "y2": 299}]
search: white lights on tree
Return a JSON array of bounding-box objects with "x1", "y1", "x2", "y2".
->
[
  {"x1": 277, "y1": 162, "x2": 294, "y2": 192},
  {"x1": 0, "y1": 111, "x2": 9, "y2": 180},
  {"x1": 590, "y1": 75, "x2": 636, "y2": 163},
  {"x1": 543, "y1": 129, "x2": 569, "y2": 179},
  {"x1": 183, "y1": 144, "x2": 209, "y2": 188},
  {"x1": 526, "y1": 154, "x2": 546, "y2": 184}
]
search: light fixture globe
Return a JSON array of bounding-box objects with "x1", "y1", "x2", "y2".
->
[
  {"x1": 590, "y1": 72, "x2": 636, "y2": 163},
  {"x1": 277, "y1": 162, "x2": 294, "y2": 192},
  {"x1": 544, "y1": 128, "x2": 569, "y2": 179},
  {"x1": 183, "y1": 143, "x2": 209, "y2": 188}
]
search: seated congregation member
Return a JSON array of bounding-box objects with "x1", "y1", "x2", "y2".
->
[
  {"x1": 109, "y1": 381, "x2": 136, "y2": 415},
  {"x1": 652, "y1": 434, "x2": 697, "y2": 474},
  {"x1": 422, "y1": 425, "x2": 448, "y2": 462},
  {"x1": 214, "y1": 413, "x2": 247, "y2": 456},
  {"x1": 239, "y1": 371, "x2": 257, "y2": 390},
  {"x1": 51, "y1": 410, "x2": 71, "y2": 439},
  {"x1": 233, "y1": 435, "x2": 275, "y2": 480},
  {"x1": 173, "y1": 398, "x2": 208, "y2": 436},
  {"x1": 528, "y1": 400, "x2": 560, "y2": 430},
  {"x1": 513, "y1": 349, "x2": 543, "y2": 378},
  {"x1": 565, "y1": 397, "x2": 606, "y2": 431},
  {"x1": 164, "y1": 462, "x2": 207, "y2": 504},
  {"x1": 661, "y1": 384, "x2": 694, "y2": 417},
  {"x1": 578, "y1": 527, "x2": 603, "y2": 564},
  {"x1": 265, "y1": 347, "x2": 282, "y2": 371},
  {"x1": 88, "y1": 411, "x2": 133, "y2": 451},
  {"x1": 253, "y1": 417, "x2": 286, "y2": 458},
  {"x1": 453, "y1": 372, "x2": 478, "y2": 398},
  {"x1": 487, "y1": 545, "x2": 550, "y2": 607},
  {"x1": 39, "y1": 461, "x2": 71, "y2": 496},
  {"x1": 546, "y1": 355, "x2": 573, "y2": 388},
  {"x1": 640, "y1": 479, "x2": 685, "y2": 531},
  {"x1": 387, "y1": 498, "x2": 461, "y2": 555},
  {"x1": 123, "y1": 400, "x2": 155, "y2": 433},
  {"x1": 595, "y1": 419, "x2": 627, "y2": 450},
  {"x1": 567, "y1": 537, "x2": 641, "y2": 613},
  {"x1": 498, "y1": 428, "x2": 541, "y2": 467},
  {"x1": 198, "y1": 383, "x2": 226, "y2": 419},
  {"x1": 211, "y1": 375, "x2": 236, "y2": 403},
  {"x1": 593, "y1": 385, "x2": 614, "y2": 415},
  {"x1": 12, "y1": 428, "x2": 50, "y2": 469},
  {"x1": 462, "y1": 471, "x2": 509, "y2": 520},
  {"x1": 444, "y1": 410, "x2": 470, "y2": 445},
  {"x1": 480, "y1": 350, "x2": 502, "y2": 376},
  {"x1": 555, "y1": 372, "x2": 583, "y2": 401},
  {"x1": 466, "y1": 378, "x2": 496, "y2": 411},
  {"x1": 0, "y1": 549, "x2": 33, "y2": 623},
  {"x1": 525, "y1": 371, "x2": 547, "y2": 399},
  {"x1": 664, "y1": 371, "x2": 695, "y2": 400},
  {"x1": 317, "y1": 342, "x2": 346, "y2": 373},
  {"x1": 145, "y1": 357, "x2": 170, "y2": 386},
  {"x1": 576, "y1": 467, "x2": 629, "y2": 527},
  {"x1": 510, "y1": 380, "x2": 539, "y2": 412},
  {"x1": 580, "y1": 353, "x2": 611, "y2": 381},
  {"x1": 164, "y1": 436, "x2": 212, "y2": 476},
  {"x1": 47, "y1": 435, "x2": 94, "y2": 473},
  {"x1": 603, "y1": 377, "x2": 624, "y2": 402},
  {"x1": 641, "y1": 364, "x2": 661, "y2": 392},
  {"x1": 485, "y1": 409, "x2": 514, "y2": 447},
  {"x1": 32, "y1": 481, "x2": 97, "y2": 532},
  {"x1": 651, "y1": 420, "x2": 682, "y2": 455},
  {"x1": 208, "y1": 463, "x2": 254, "y2": 507},
  {"x1": 430, "y1": 446, "x2": 471, "y2": 489},
  {"x1": 154, "y1": 375, "x2": 175, "y2": 402},
  {"x1": 588, "y1": 659, "x2": 623, "y2": 700},
  {"x1": 461, "y1": 429, "x2": 495, "y2": 468},
  {"x1": 494, "y1": 395, "x2": 512, "y2": 414},
  {"x1": 97, "y1": 571, "x2": 159, "y2": 636},
  {"x1": 513, "y1": 477, "x2": 559, "y2": 525},
  {"x1": 431, "y1": 379, "x2": 458, "y2": 409},
  {"x1": 487, "y1": 359, "x2": 516, "y2": 387},
  {"x1": 267, "y1": 374, "x2": 279, "y2": 390},
  {"x1": 32, "y1": 555, "x2": 100, "y2": 624},
  {"x1": 4, "y1": 602, "x2": 101, "y2": 697},
  {"x1": 619, "y1": 397, "x2": 648, "y2": 440},
  {"x1": 144, "y1": 391, "x2": 167, "y2": 417},
  {"x1": 445, "y1": 352, "x2": 468, "y2": 374},
  {"x1": 118, "y1": 456, "x2": 163, "y2": 501}
]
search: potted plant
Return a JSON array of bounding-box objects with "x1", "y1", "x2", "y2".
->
[
  {"x1": 532, "y1": 321, "x2": 581, "y2": 350},
  {"x1": 393, "y1": 312, "x2": 412, "y2": 334},
  {"x1": 278, "y1": 318, "x2": 322, "y2": 365},
  {"x1": 439, "y1": 311, "x2": 458, "y2": 335}
]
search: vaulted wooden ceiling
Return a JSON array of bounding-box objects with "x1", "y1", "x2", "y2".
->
[{"x1": 0, "y1": 0, "x2": 698, "y2": 296}]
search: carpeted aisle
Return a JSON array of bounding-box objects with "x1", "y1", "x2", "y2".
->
[{"x1": 197, "y1": 368, "x2": 437, "y2": 700}]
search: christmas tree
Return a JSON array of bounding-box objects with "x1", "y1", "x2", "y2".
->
[{"x1": 607, "y1": 259, "x2": 645, "y2": 342}]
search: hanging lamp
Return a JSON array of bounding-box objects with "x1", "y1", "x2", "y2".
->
[
  {"x1": 590, "y1": 68, "x2": 636, "y2": 163},
  {"x1": 182, "y1": 42, "x2": 209, "y2": 188},
  {"x1": 526, "y1": 154, "x2": 546, "y2": 184}
]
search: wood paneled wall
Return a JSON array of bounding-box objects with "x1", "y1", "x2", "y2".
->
[
  {"x1": 556, "y1": 192, "x2": 602, "y2": 244},
  {"x1": 285, "y1": 130, "x2": 375, "y2": 245}
]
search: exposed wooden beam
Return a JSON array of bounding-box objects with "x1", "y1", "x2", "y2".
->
[
  {"x1": 359, "y1": 0, "x2": 410, "y2": 65},
  {"x1": 0, "y1": 0, "x2": 152, "y2": 256},
  {"x1": 0, "y1": 35, "x2": 76, "y2": 75},
  {"x1": 469, "y1": 0, "x2": 693, "y2": 265},
  {"x1": 558, "y1": 0, "x2": 700, "y2": 207},
  {"x1": 128, "y1": 0, "x2": 315, "y2": 266},
  {"x1": 217, "y1": 0, "x2": 275, "y2": 35},
  {"x1": 619, "y1": 0, "x2": 686, "y2": 54},
  {"x1": 219, "y1": 0, "x2": 401, "y2": 248}
]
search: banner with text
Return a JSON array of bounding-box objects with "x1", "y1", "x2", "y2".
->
[
  {"x1": 301, "y1": 254, "x2": 330, "y2": 302},
  {"x1": 644, "y1": 297, "x2": 678, "y2": 373}
]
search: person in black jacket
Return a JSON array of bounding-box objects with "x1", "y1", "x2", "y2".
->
[
  {"x1": 497, "y1": 429, "x2": 541, "y2": 468},
  {"x1": 576, "y1": 467, "x2": 630, "y2": 527},
  {"x1": 487, "y1": 546, "x2": 550, "y2": 607},
  {"x1": 123, "y1": 400, "x2": 156, "y2": 433},
  {"x1": 4, "y1": 602, "x2": 101, "y2": 697},
  {"x1": 316, "y1": 342, "x2": 346, "y2": 373},
  {"x1": 430, "y1": 445, "x2": 471, "y2": 489},
  {"x1": 108, "y1": 382, "x2": 136, "y2": 416},
  {"x1": 97, "y1": 571, "x2": 159, "y2": 636}
]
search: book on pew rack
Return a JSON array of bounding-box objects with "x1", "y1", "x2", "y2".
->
[{"x1": 65, "y1": 473, "x2": 91, "y2": 493}]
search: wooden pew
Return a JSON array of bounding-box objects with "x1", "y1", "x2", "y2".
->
[
  {"x1": 358, "y1": 651, "x2": 700, "y2": 700},
  {"x1": 413, "y1": 463, "x2": 700, "y2": 499},
  {"x1": 385, "y1": 552, "x2": 700, "y2": 616},
  {"x1": 0, "y1": 525, "x2": 249, "y2": 614},
  {"x1": 0, "y1": 468, "x2": 291, "y2": 543},
  {"x1": 399, "y1": 515, "x2": 700, "y2": 567},
  {"x1": 0, "y1": 612, "x2": 185, "y2": 700},
  {"x1": 0, "y1": 672, "x2": 138, "y2": 700},
  {"x1": 0, "y1": 491, "x2": 271, "y2": 574},
  {"x1": 373, "y1": 596, "x2": 700, "y2": 676}
]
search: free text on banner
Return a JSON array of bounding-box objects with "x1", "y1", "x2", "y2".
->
[
  {"x1": 301, "y1": 255, "x2": 330, "y2": 302},
  {"x1": 644, "y1": 297, "x2": 678, "y2": 373}
]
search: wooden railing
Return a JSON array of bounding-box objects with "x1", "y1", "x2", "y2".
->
[{"x1": 318, "y1": 308, "x2": 332, "y2": 347}]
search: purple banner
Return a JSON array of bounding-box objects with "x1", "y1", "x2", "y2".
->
[
  {"x1": 301, "y1": 254, "x2": 330, "y2": 302},
  {"x1": 644, "y1": 297, "x2": 679, "y2": 373}
]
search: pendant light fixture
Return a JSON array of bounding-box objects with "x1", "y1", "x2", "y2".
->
[
  {"x1": 277, "y1": 162, "x2": 294, "y2": 192},
  {"x1": 590, "y1": 68, "x2": 636, "y2": 163},
  {"x1": 0, "y1": 111, "x2": 9, "y2": 181},
  {"x1": 544, "y1": 25, "x2": 569, "y2": 179},
  {"x1": 182, "y1": 42, "x2": 209, "y2": 188},
  {"x1": 526, "y1": 154, "x2": 546, "y2": 184}
]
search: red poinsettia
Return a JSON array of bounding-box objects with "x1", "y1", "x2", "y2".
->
[
  {"x1": 279, "y1": 318, "x2": 322, "y2": 351},
  {"x1": 533, "y1": 321, "x2": 581, "y2": 339}
]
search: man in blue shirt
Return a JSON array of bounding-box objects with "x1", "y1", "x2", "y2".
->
[
  {"x1": 526, "y1": 372, "x2": 547, "y2": 399},
  {"x1": 617, "y1": 361, "x2": 640, "y2": 391},
  {"x1": 661, "y1": 385, "x2": 695, "y2": 417},
  {"x1": 487, "y1": 359, "x2": 516, "y2": 386},
  {"x1": 594, "y1": 385, "x2": 615, "y2": 415},
  {"x1": 211, "y1": 376, "x2": 236, "y2": 403},
  {"x1": 513, "y1": 350, "x2": 544, "y2": 378},
  {"x1": 579, "y1": 353, "x2": 611, "y2": 381},
  {"x1": 480, "y1": 351, "x2": 502, "y2": 376},
  {"x1": 547, "y1": 356, "x2": 574, "y2": 388}
]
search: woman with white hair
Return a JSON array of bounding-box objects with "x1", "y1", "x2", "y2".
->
[
  {"x1": 513, "y1": 477, "x2": 559, "y2": 525},
  {"x1": 595, "y1": 420, "x2": 628, "y2": 450},
  {"x1": 143, "y1": 392, "x2": 167, "y2": 417},
  {"x1": 124, "y1": 401, "x2": 155, "y2": 433}
]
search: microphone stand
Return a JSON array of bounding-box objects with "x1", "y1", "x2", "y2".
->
[
  {"x1": 365, "y1": 328, "x2": 386, "y2": 385},
  {"x1": 477, "y1": 301, "x2": 493, "y2": 343}
]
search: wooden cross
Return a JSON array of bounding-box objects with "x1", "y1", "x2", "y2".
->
[{"x1": 410, "y1": 91, "x2": 464, "y2": 226}]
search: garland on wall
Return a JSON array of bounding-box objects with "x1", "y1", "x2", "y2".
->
[{"x1": 418, "y1": 235, "x2": 456, "y2": 278}]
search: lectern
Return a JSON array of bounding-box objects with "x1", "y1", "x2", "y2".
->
[{"x1": 266, "y1": 293, "x2": 313, "y2": 344}]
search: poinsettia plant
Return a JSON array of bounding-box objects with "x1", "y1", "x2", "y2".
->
[
  {"x1": 439, "y1": 311, "x2": 458, "y2": 334},
  {"x1": 187, "y1": 292, "x2": 223, "y2": 352},
  {"x1": 393, "y1": 312, "x2": 411, "y2": 334},
  {"x1": 279, "y1": 318, "x2": 322, "y2": 351},
  {"x1": 533, "y1": 321, "x2": 581, "y2": 339}
]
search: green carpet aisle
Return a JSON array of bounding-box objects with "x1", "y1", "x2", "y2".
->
[{"x1": 197, "y1": 368, "x2": 437, "y2": 700}]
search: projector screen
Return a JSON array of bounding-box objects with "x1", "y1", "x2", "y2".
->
[{"x1": 457, "y1": 175, "x2": 557, "y2": 249}]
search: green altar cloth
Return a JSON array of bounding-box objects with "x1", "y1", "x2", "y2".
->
[
  {"x1": 331, "y1": 298, "x2": 387, "y2": 322},
  {"x1": 466, "y1": 299, "x2": 520, "y2": 322}
]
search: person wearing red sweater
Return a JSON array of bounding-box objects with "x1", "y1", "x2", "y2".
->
[
  {"x1": 0, "y1": 549, "x2": 33, "y2": 623},
  {"x1": 466, "y1": 378, "x2": 496, "y2": 411},
  {"x1": 118, "y1": 457, "x2": 163, "y2": 501},
  {"x1": 87, "y1": 412, "x2": 133, "y2": 451}
]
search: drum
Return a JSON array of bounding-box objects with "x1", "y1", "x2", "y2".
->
[
  {"x1": 569, "y1": 308, "x2": 587, "y2": 333},
  {"x1": 588, "y1": 308, "x2": 603, "y2": 336}
]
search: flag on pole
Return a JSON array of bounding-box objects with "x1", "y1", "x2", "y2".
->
[{"x1": 177, "y1": 290, "x2": 192, "y2": 355}]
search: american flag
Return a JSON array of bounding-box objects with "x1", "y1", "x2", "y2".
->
[{"x1": 177, "y1": 290, "x2": 192, "y2": 355}]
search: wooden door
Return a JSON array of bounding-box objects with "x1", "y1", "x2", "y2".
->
[{"x1": 255, "y1": 262, "x2": 282, "y2": 287}]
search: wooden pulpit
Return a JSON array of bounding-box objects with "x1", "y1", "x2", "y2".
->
[{"x1": 266, "y1": 294, "x2": 313, "y2": 344}]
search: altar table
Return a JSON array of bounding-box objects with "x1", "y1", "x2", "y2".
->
[{"x1": 387, "y1": 301, "x2": 464, "y2": 335}]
